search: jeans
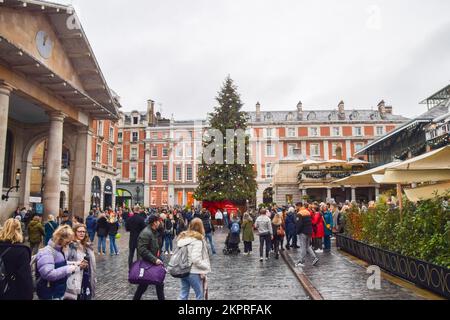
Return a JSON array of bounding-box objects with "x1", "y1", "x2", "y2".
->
[
  {"x1": 292, "y1": 234, "x2": 298, "y2": 247},
  {"x1": 223, "y1": 216, "x2": 229, "y2": 228},
  {"x1": 298, "y1": 233, "x2": 317, "y2": 264},
  {"x1": 286, "y1": 233, "x2": 294, "y2": 247},
  {"x1": 98, "y1": 236, "x2": 106, "y2": 253},
  {"x1": 324, "y1": 235, "x2": 331, "y2": 250},
  {"x1": 179, "y1": 274, "x2": 204, "y2": 300},
  {"x1": 128, "y1": 241, "x2": 137, "y2": 268},
  {"x1": 164, "y1": 234, "x2": 173, "y2": 252},
  {"x1": 205, "y1": 232, "x2": 216, "y2": 254},
  {"x1": 243, "y1": 241, "x2": 252, "y2": 253},
  {"x1": 88, "y1": 231, "x2": 95, "y2": 243},
  {"x1": 133, "y1": 283, "x2": 165, "y2": 300},
  {"x1": 259, "y1": 234, "x2": 271, "y2": 258},
  {"x1": 30, "y1": 242, "x2": 40, "y2": 256},
  {"x1": 273, "y1": 236, "x2": 281, "y2": 257},
  {"x1": 313, "y1": 237, "x2": 323, "y2": 251},
  {"x1": 109, "y1": 235, "x2": 119, "y2": 255}
]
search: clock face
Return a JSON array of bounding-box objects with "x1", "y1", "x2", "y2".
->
[{"x1": 36, "y1": 30, "x2": 53, "y2": 59}]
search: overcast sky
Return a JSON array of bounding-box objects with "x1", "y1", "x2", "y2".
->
[{"x1": 57, "y1": 0, "x2": 450, "y2": 120}]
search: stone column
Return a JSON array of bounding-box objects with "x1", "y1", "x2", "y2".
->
[
  {"x1": 327, "y1": 187, "x2": 332, "y2": 202},
  {"x1": 351, "y1": 187, "x2": 356, "y2": 202},
  {"x1": 375, "y1": 185, "x2": 380, "y2": 200},
  {"x1": 43, "y1": 112, "x2": 66, "y2": 220},
  {"x1": 301, "y1": 188, "x2": 307, "y2": 198},
  {"x1": 71, "y1": 127, "x2": 92, "y2": 219},
  {"x1": 182, "y1": 188, "x2": 186, "y2": 206},
  {"x1": 0, "y1": 81, "x2": 13, "y2": 190}
]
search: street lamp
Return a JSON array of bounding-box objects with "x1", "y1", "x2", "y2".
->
[
  {"x1": 2, "y1": 169, "x2": 21, "y2": 201},
  {"x1": 136, "y1": 186, "x2": 141, "y2": 206}
]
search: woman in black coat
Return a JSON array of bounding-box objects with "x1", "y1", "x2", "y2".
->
[{"x1": 0, "y1": 218, "x2": 33, "y2": 300}]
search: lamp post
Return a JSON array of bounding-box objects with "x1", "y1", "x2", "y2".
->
[
  {"x1": 136, "y1": 186, "x2": 141, "y2": 206},
  {"x1": 2, "y1": 169, "x2": 21, "y2": 201}
]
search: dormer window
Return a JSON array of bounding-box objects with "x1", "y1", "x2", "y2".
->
[
  {"x1": 286, "y1": 112, "x2": 294, "y2": 121},
  {"x1": 133, "y1": 116, "x2": 139, "y2": 125},
  {"x1": 264, "y1": 113, "x2": 273, "y2": 121},
  {"x1": 307, "y1": 112, "x2": 317, "y2": 121},
  {"x1": 350, "y1": 111, "x2": 359, "y2": 120}
]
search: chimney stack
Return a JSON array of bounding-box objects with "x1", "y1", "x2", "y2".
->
[
  {"x1": 297, "y1": 101, "x2": 303, "y2": 120},
  {"x1": 147, "y1": 99, "x2": 155, "y2": 126},
  {"x1": 256, "y1": 102, "x2": 261, "y2": 121}
]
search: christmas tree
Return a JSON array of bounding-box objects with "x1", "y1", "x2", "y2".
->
[{"x1": 194, "y1": 76, "x2": 257, "y2": 203}]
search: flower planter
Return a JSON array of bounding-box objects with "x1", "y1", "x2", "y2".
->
[{"x1": 336, "y1": 234, "x2": 450, "y2": 299}]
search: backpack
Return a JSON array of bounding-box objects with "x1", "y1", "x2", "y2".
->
[
  {"x1": 0, "y1": 248, "x2": 12, "y2": 296},
  {"x1": 167, "y1": 245, "x2": 192, "y2": 278},
  {"x1": 230, "y1": 222, "x2": 240, "y2": 234}
]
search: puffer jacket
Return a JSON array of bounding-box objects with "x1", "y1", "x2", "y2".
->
[
  {"x1": 35, "y1": 240, "x2": 79, "y2": 300},
  {"x1": 28, "y1": 220, "x2": 45, "y2": 244},
  {"x1": 285, "y1": 212, "x2": 297, "y2": 236},
  {"x1": 176, "y1": 231, "x2": 210, "y2": 275}
]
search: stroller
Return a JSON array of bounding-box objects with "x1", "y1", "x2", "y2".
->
[{"x1": 223, "y1": 230, "x2": 241, "y2": 255}]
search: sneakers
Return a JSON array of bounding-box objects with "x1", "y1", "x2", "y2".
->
[
  {"x1": 312, "y1": 257, "x2": 319, "y2": 266},
  {"x1": 164, "y1": 251, "x2": 168, "y2": 255},
  {"x1": 265, "y1": 257, "x2": 269, "y2": 261},
  {"x1": 295, "y1": 261, "x2": 305, "y2": 268},
  {"x1": 260, "y1": 257, "x2": 263, "y2": 262},
  {"x1": 170, "y1": 251, "x2": 174, "y2": 255},
  {"x1": 316, "y1": 249, "x2": 323, "y2": 253}
]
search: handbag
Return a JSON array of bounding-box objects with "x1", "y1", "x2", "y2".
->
[{"x1": 128, "y1": 259, "x2": 166, "y2": 285}]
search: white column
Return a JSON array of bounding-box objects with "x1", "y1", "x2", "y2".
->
[
  {"x1": 324, "y1": 140, "x2": 329, "y2": 160},
  {"x1": 327, "y1": 187, "x2": 332, "y2": 201},
  {"x1": 351, "y1": 187, "x2": 356, "y2": 202},
  {"x1": 346, "y1": 140, "x2": 352, "y2": 160},
  {"x1": 0, "y1": 81, "x2": 13, "y2": 190},
  {"x1": 302, "y1": 189, "x2": 307, "y2": 197},
  {"x1": 375, "y1": 185, "x2": 380, "y2": 200},
  {"x1": 301, "y1": 141, "x2": 307, "y2": 158},
  {"x1": 144, "y1": 185, "x2": 150, "y2": 207},
  {"x1": 71, "y1": 127, "x2": 92, "y2": 219},
  {"x1": 19, "y1": 160, "x2": 33, "y2": 208},
  {"x1": 168, "y1": 184, "x2": 174, "y2": 206},
  {"x1": 43, "y1": 112, "x2": 66, "y2": 220},
  {"x1": 182, "y1": 188, "x2": 186, "y2": 205}
]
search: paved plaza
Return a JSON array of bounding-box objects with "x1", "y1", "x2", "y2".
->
[{"x1": 94, "y1": 228, "x2": 430, "y2": 300}]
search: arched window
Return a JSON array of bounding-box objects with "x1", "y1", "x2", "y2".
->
[
  {"x1": 3, "y1": 130, "x2": 13, "y2": 188},
  {"x1": 307, "y1": 112, "x2": 317, "y2": 121}
]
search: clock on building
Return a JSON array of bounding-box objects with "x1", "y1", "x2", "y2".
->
[{"x1": 36, "y1": 30, "x2": 53, "y2": 59}]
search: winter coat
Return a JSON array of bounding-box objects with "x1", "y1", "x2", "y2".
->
[
  {"x1": 85, "y1": 215, "x2": 97, "y2": 233},
  {"x1": 28, "y1": 220, "x2": 45, "y2": 244},
  {"x1": 285, "y1": 212, "x2": 297, "y2": 236},
  {"x1": 0, "y1": 242, "x2": 33, "y2": 300},
  {"x1": 64, "y1": 241, "x2": 96, "y2": 300},
  {"x1": 44, "y1": 221, "x2": 58, "y2": 246},
  {"x1": 163, "y1": 218, "x2": 175, "y2": 237},
  {"x1": 176, "y1": 231, "x2": 211, "y2": 274},
  {"x1": 200, "y1": 213, "x2": 215, "y2": 234},
  {"x1": 125, "y1": 214, "x2": 146, "y2": 246},
  {"x1": 215, "y1": 210, "x2": 223, "y2": 220},
  {"x1": 137, "y1": 226, "x2": 160, "y2": 264},
  {"x1": 254, "y1": 215, "x2": 273, "y2": 236},
  {"x1": 107, "y1": 221, "x2": 119, "y2": 236},
  {"x1": 323, "y1": 211, "x2": 334, "y2": 236},
  {"x1": 241, "y1": 219, "x2": 254, "y2": 242},
  {"x1": 311, "y1": 212, "x2": 325, "y2": 238},
  {"x1": 96, "y1": 217, "x2": 108, "y2": 237},
  {"x1": 296, "y1": 209, "x2": 313, "y2": 236},
  {"x1": 35, "y1": 240, "x2": 79, "y2": 300}
]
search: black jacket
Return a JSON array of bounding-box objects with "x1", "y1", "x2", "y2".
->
[
  {"x1": 200, "y1": 213, "x2": 215, "y2": 234},
  {"x1": 96, "y1": 217, "x2": 109, "y2": 237},
  {"x1": 296, "y1": 214, "x2": 313, "y2": 236},
  {"x1": 107, "y1": 221, "x2": 119, "y2": 236},
  {"x1": 0, "y1": 242, "x2": 33, "y2": 300},
  {"x1": 126, "y1": 214, "x2": 146, "y2": 245}
]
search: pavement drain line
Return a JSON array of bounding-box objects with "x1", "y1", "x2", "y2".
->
[{"x1": 281, "y1": 251, "x2": 324, "y2": 300}]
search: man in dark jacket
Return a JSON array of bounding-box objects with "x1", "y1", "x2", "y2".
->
[
  {"x1": 200, "y1": 209, "x2": 216, "y2": 254},
  {"x1": 295, "y1": 203, "x2": 319, "y2": 268},
  {"x1": 126, "y1": 211, "x2": 146, "y2": 268},
  {"x1": 96, "y1": 214, "x2": 108, "y2": 255},
  {"x1": 133, "y1": 214, "x2": 165, "y2": 300},
  {"x1": 86, "y1": 211, "x2": 97, "y2": 242}
]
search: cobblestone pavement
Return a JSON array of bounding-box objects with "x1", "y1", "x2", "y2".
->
[
  {"x1": 95, "y1": 227, "x2": 309, "y2": 300},
  {"x1": 285, "y1": 238, "x2": 425, "y2": 300}
]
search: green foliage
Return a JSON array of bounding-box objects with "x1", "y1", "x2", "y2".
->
[
  {"x1": 194, "y1": 76, "x2": 257, "y2": 202},
  {"x1": 345, "y1": 193, "x2": 450, "y2": 268}
]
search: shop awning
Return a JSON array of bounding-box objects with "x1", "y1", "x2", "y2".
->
[
  {"x1": 373, "y1": 169, "x2": 450, "y2": 184},
  {"x1": 403, "y1": 181, "x2": 450, "y2": 202},
  {"x1": 386, "y1": 145, "x2": 450, "y2": 170},
  {"x1": 332, "y1": 161, "x2": 401, "y2": 185}
]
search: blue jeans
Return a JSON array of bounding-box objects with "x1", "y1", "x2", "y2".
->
[
  {"x1": 324, "y1": 235, "x2": 331, "y2": 250},
  {"x1": 98, "y1": 236, "x2": 106, "y2": 253},
  {"x1": 109, "y1": 235, "x2": 119, "y2": 255},
  {"x1": 164, "y1": 234, "x2": 173, "y2": 252},
  {"x1": 88, "y1": 231, "x2": 95, "y2": 243},
  {"x1": 205, "y1": 232, "x2": 216, "y2": 254},
  {"x1": 223, "y1": 216, "x2": 229, "y2": 228},
  {"x1": 179, "y1": 274, "x2": 204, "y2": 300}
]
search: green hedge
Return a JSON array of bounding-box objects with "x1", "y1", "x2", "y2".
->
[{"x1": 343, "y1": 194, "x2": 450, "y2": 269}]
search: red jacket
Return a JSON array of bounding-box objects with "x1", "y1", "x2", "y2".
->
[{"x1": 311, "y1": 211, "x2": 325, "y2": 238}]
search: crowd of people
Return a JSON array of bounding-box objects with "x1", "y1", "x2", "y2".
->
[{"x1": 0, "y1": 200, "x2": 359, "y2": 301}]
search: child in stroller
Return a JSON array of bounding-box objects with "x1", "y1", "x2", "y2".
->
[{"x1": 223, "y1": 223, "x2": 241, "y2": 255}]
